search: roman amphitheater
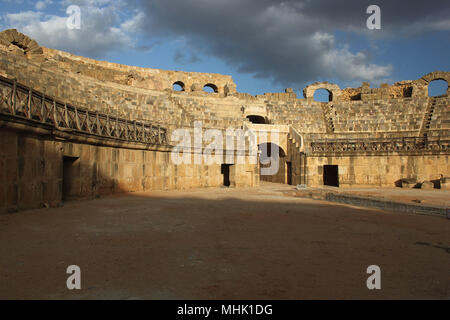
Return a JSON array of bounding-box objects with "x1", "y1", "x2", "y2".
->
[
  {"x1": 0, "y1": 29, "x2": 448, "y2": 213},
  {"x1": 0, "y1": 29, "x2": 449, "y2": 299}
]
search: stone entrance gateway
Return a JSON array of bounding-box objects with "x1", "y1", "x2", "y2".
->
[
  {"x1": 323, "y1": 165, "x2": 339, "y2": 187},
  {"x1": 287, "y1": 161, "x2": 293, "y2": 185},
  {"x1": 62, "y1": 156, "x2": 79, "y2": 201},
  {"x1": 221, "y1": 164, "x2": 232, "y2": 187}
]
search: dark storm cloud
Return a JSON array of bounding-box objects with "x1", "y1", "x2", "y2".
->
[{"x1": 132, "y1": 0, "x2": 449, "y2": 87}]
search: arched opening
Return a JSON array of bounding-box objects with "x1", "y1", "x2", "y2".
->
[
  {"x1": 246, "y1": 115, "x2": 267, "y2": 124},
  {"x1": 258, "y1": 143, "x2": 286, "y2": 184},
  {"x1": 172, "y1": 81, "x2": 185, "y2": 91},
  {"x1": 314, "y1": 88, "x2": 333, "y2": 102},
  {"x1": 428, "y1": 79, "x2": 448, "y2": 97},
  {"x1": 203, "y1": 83, "x2": 218, "y2": 93}
]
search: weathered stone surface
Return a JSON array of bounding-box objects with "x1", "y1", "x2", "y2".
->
[
  {"x1": 421, "y1": 181, "x2": 434, "y2": 189},
  {"x1": 440, "y1": 178, "x2": 450, "y2": 190},
  {"x1": 0, "y1": 29, "x2": 44, "y2": 59}
]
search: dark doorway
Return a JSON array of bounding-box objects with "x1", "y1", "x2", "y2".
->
[
  {"x1": 246, "y1": 115, "x2": 266, "y2": 124},
  {"x1": 63, "y1": 156, "x2": 79, "y2": 200},
  {"x1": 323, "y1": 165, "x2": 339, "y2": 187},
  {"x1": 287, "y1": 161, "x2": 292, "y2": 185},
  {"x1": 221, "y1": 164, "x2": 231, "y2": 187}
]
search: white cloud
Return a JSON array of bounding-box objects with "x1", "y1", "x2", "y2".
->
[
  {"x1": 121, "y1": 11, "x2": 145, "y2": 33},
  {"x1": 135, "y1": 0, "x2": 396, "y2": 86},
  {"x1": 4, "y1": 1, "x2": 133, "y2": 58},
  {"x1": 35, "y1": 0, "x2": 52, "y2": 11}
]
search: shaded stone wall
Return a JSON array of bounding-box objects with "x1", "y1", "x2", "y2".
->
[
  {"x1": 305, "y1": 154, "x2": 449, "y2": 188},
  {"x1": 0, "y1": 125, "x2": 258, "y2": 214}
]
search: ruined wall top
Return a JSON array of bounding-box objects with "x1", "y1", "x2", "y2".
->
[
  {"x1": 0, "y1": 29, "x2": 237, "y2": 96},
  {"x1": 0, "y1": 29, "x2": 448, "y2": 103},
  {"x1": 300, "y1": 71, "x2": 449, "y2": 103},
  {"x1": 0, "y1": 29, "x2": 43, "y2": 59}
]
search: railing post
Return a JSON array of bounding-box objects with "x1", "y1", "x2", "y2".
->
[
  {"x1": 86, "y1": 110, "x2": 91, "y2": 133},
  {"x1": 64, "y1": 103, "x2": 69, "y2": 127},
  {"x1": 96, "y1": 112, "x2": 100, "y2": 135},
  {"x1": 40, "y1": 92, "x2": 45, "y2": 122},
  {"x1": 11, "y1": 79, "x2": 17, "y2": 115},
  {"x1": 106, "y1": 114, "x2": 110, "y2": 136},
  {"x1": 74, "y1": 106, "x2": 81, "y2": 130},
  {"x1": 52, "y1": 100, "x2": 58, "y2": 127},
  {"x1": 27, "y1": 88, "x2": 32, "y2": 119},
  {"x1": 158, "y1": 125, "x2": 161, "y2": 144}
]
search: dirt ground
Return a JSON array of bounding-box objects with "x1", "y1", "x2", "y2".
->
[
  {"x1": 0, "y1": 182, "x2": 449, "y2": 299},
  {"x1": 324, "y1": 186, "x2": 450, "y2": 207}
]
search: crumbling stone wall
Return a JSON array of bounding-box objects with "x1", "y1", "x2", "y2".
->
[
  {"x1": 0, "y1": 29, "x2": 43, "y2": 60},
  {"x1": 2, "y1": 30, "x2": 448, "y2": 138},
  {"x1": 42, "y1": 45, "x2": 237, "y2": 95}
]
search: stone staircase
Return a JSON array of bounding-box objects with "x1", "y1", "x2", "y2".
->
[
  {"x1": 419, "y1": 97, "x2": 437, "y2": 137},
  {"x1": 322, "y1": 102, "x2": 335, "y2": 133}
]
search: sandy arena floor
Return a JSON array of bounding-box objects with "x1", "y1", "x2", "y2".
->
[{"x1": 0, "y1": 182, "x2": 449, "y2": 299}]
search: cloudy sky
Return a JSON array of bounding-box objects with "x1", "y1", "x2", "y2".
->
[{"x1": 0, "y1": 0, "x2": 449, "y2": 96}]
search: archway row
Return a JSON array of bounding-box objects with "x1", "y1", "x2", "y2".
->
[{"x1": 172, "y1": 81, "x2": 219, "y2": 93}]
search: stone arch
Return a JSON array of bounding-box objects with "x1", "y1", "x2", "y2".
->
[
  {"x1": 428, "y1": 79, "x2": 448, "y2": 97},
  {"x1": 0, "y1": 29, "x2": 43, "y2": 58},
  {"x1": 172, "y1": 81, "x2": 185, "y2": 91},
  {"x1": 419, "y1": 71, "x2": 450, "y2": 96},
  {"x1": 203, "y1": 83, "x2": 219, "y2": 93},
  {"x1": 303, "y1": 82, "x2": 341, "y2": 101},
  {"x1": 420, "y1": 71, "x2": 450, "y2": 84},
  {"x1": 313, "y1": 88, "x2": 333, "y2": 102}
]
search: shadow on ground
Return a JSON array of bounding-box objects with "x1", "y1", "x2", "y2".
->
[{"x1": 0, "y1": 186, "x2": 449, "y2": 300}]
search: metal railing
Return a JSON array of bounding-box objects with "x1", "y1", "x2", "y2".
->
[
  {"x1": 0, "y1": 76, "x2": 168, "y2": 145},
  {"x1": 310, "y1": 136, "x2": 449, "y2": 153}
]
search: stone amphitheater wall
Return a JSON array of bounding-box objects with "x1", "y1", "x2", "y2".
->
[
  {"x1": 306, "y1": 154, "x2": 449, "y2": 188},
  {"x1": 0, "y1": 29, "x2": 449, "y2": 204},
  {"x1": 0, "y1": 126, "x2": 258, "y2": 214}
]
